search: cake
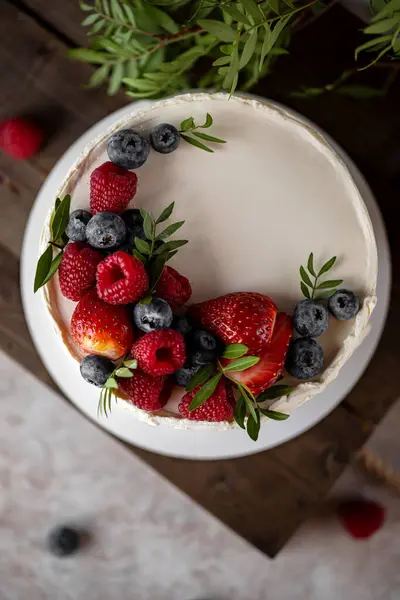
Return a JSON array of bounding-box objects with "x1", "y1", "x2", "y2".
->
[{"x1": 35, "y1": 93, "x2": 377, "y2": 440}]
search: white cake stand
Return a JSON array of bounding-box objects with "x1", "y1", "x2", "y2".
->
[{"x1": 21, "y1": 99, "x2": 391, "y2": 460}]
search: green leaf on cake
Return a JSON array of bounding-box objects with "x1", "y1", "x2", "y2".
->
[
  {"x1": 259, "y1": 408, "x2": 289, "y2": 420},
  {"x1": 105, "y1": 377, "x2": 118, "y2": 389},
  {"x1": 318, "y1": 256, "x2": 336, "y2": 276},
  {"x1": 41, "y1": 252, "x2": 63, "y2": 287},
  {"x1": 201, "y1": 113, "x2": 213, "y2": 128},
  {"x1": 299, "y1": 253, "x2": 342, "y2": 299},
  {"x1": 257, "y1": 385, "x2": 293, "y2": 402},
  {"x1": 238, "y1": 383, "x2": 258, "y2": 422},
  {"x1": 222, "y1": 356, "x2": 260, "y2": 372},
  {"x1": 234, "y1": 395, "x2": 246, "y2": 429},
  {"x1": 188, "y1": 372, "x2": 222, "y2": 411},
  {"x1": 134, "y1": 237, "x2": 151, "y2": 255},
  {"x1": 123, "y1": 359, "x2": 138, "y2": 369},
  {"x1": 300, "y1": 265, "x2": 313, "y2": 288},
  {"x1": 143, "y1": 212, "x2": 154, "y2": 240},
  {"x1": 185, "y1": 363, "x2": 214, "y2": 392},
  {"x1": 222, "y1": 344, "x2": 248, "y2": 359},
  {"x1": 51, "y1": 195, "x2": 71, "y2": 242},
  {"x1": 181, "y1": 134, "x2": 214, "y2": 152},
  {"x1": 156, "y1": 221, "x2": 185, "y2": 241},
  {"x1": 246, "y1": 407, "x2": 261, "y2": 441},
  {"x1": 307, "y1": 252, "x2": 316, "y2": 277},
  {"x1": 153, "y1": 239, "x2": 188, "y2": 255},
  {"x1": 193, "y1": 132, "x2": 226, "y2": 144},
  {"x1": 316, "y1": 279, "x2": 343, "y2": 290},
  {"x1": 301, "y1": 281, "x2": 311, "y2": 299},
  {"x1": 34, "y1": 245, "x2": 53, "y2": 293},
  {"x1": 156, "y1": 202, "x2": 175, "y2": 224},
  {"x1": 180, "y1": 117, "x2": 195, "y2": 132},
  {"x1": 115, "y1": 367, "x2": 134, "y2": 378}
]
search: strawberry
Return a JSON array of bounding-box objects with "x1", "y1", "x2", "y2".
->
[
  {"x1": 337, "y1": 499, "x2": 385, "y2": 539},
  {"x1": 0, "y1": 118, "x2": 43, "y2": 160},
  {"x1": 190, "y1": 292, "x2": 278, "y2": 353},
  {"x1": 222, "y1": 313, "x2": 292, "y2": 396},
  {"x1": 155, "y1": 266, "x2": 192, "y2": 307},
  {"x1": 96, "y1": 251, "x2": 148, "y2": 305},
  {"x1": 58, "y1": 242, "x2": 102, "y2": 301},
  {"x1": 118, "y1": 371, "x2": 170, "y2": 412},
  {"x1": 71, "y1": 288, "x2": 134, "y2": 360},
  {"x1": 90, "y1": 161, "x2": 138, "y2": 214},
  {"x1": 132, "y1": 329, "x2": 186, "y2": 376},
  {"x1": 178, "y1": 379, "x2": 234, "y2": 422}
]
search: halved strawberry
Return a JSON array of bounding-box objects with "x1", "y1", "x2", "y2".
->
[
  {"x1": 190, "y1": 292, "x2": 278, "y2": 353},
  {"x1": 222, "y1": 313, "x2": 292, "y2": 397}
]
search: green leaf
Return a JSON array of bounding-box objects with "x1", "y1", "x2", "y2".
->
[
  {"x1": 181, "y1": 134, "x2": 213, "y2": 152},
  {"x1": 180, "y1": 117, "x2": 195, "y2": 132},
  {"x1": 156, "y1": 202, "x2": 175, "y2": 224},
  {"x1": 239, "y1": 29, "x2": 257, "y2": 69},
  {"x1": 355, "y1": 35, "x2": 392, "y2": 59},
  {"x1": 34, "y1": 245, "x2": 53, "y2": 293},
  {"x1": 307, "y1": 252, "x2": 316, "y2": 277},
  {"x1": 316, "y1": 279, "x2": 343, "y2": 290},
  {"x1": 301, "y1": 281, "x2": 311, "y2": 299},
  {"x1": 240, "y1": 0, "x2": 263, "y2": 21},
  {"x1": 371, "y1": 0, "x2": 400, "y2": 21},
  {"x1": 234, "y1": 396, "x2": 246, "y2": 429},
  {"x1": 82, "y1": 13, "x2": 100, "y2": 26},
  {"x1": 51, "y1": 195, "x2": 71, "y2": 242},
  {"x1": 108, "y1": 61, "x2": 124, "y2": 95},
  {"x1": 223, "y1": 5, "x2": 251, "y2": 25},
  {"x1": 115, "y1": 367, "x2": 133, "y2": 378},
  {"x1": 140, "y1": 295, "x2": 153, "y2": 305},
  {"x1": 198, "y1": 19, "x2": 236, "y2": 42},
  {"x1": 246, "y1": 408, "x2": 260, "y2": 441},
  {"x1": 213, "y1": 56, "x2": 231, "y2": 66},
  {"x1": 300, "y1": 265, "x2": 313, "y2": 287},
  {"x1": 135, "y1": 237, "x2": 151, "y2": 255},
  {"x1": 133, "y1": 249, "x2": 146, "y2": 263},
  {"x1": 143, "y1": 212, "x2": 154, "y2": 240},
  {"x1": 193, "y1": 132, "x2": 226, "y2": 144},
  {"x1": 185, "y1": 364, "x2": 214, "y2": 392},
  {"x1": 201, "y1": 113, "x2": 213, "y2": 128},
  {"x1": 364, "y1": 17, "x2": 399, "y2": 34},
  {"x1": 143, "y1": 5, "x2": 179, "y2": 34},
  {"x1": 67, "y1": 48, "x2": 109, "y2": 64},
  {"x1": 315, "y1": 289, "x2": 337, "y2": 300},
  {"x1": 335, "y1": 85, "x2": 384, "y2": 98},
  {"x1": 318, "y1": 256, "x2": 336, "y2": 276},
  {"x1": 87, "y1": 64, "x2": 110, "y2": 88},
  {"x1": 238, "y1": 384, "x2": 257, "y2": 422},
  {"x1": 149, "y1": 255, "x2": 167, "y2": 290},
  {"x1": 222, "y1": 344, "x2": 248, "y2": 359},
  {"x1": 80, "y1": 2, "x2": 93, "y2": 11},
  {"x1": 188, "y1": 373, "x2": 223, "y2": 411},
  {"x1": 259, "y1": 16, "x2": 290, "y2": 71},
  {"x1": 259, "y1": 408, "x2": 289, "y2": 420},
  {"x1": 268, "y1": 0, "x2": 280, "y2": 14},
  {"x1": 223, "y1": 356, "x2": 260, "y2": 372},
  {"x1": 41, "y1": 251, "x2": 63, "y2": 287},
  {"x1": 105, "y1": 377, "x2": 118, "y2": 389},
  {"x1": 153, "y1": 239, "x2": 188, "y2": 255},
  {"x1": 257, "y1": 385, "x2": 293, "y2": 402},
  {"x1": 220, "y1": 44, "x2": 234, "y2": 54},
  {"x1": 156, "y1": 221, "x2": 184, "y2": 241},
  {"x1": 123, "y1": 359, "x2": 138, "y2": 369}
]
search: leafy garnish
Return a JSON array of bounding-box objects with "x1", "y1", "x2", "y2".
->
[
  {"x1": 188, "y1": 372, "x2": 223, "y2": 411},
  {"x1": 259, "y1": 408, "x2": 290, "y2": 420},
  {"x1": 179, "y1": 114, "x2": 226, "y2": 153},
  {"x1": 185, "y1": 363, "x2": 214, "y2": 392},
  {"x1": 257, "y1": 385, "x2": 294, "y2": 402},
  {"x1": 299, "y1": 253, "x2": 343, "y2": 300},
  {"x1": 97, "y1": 357, "x2": 138, "y2": 418},
  {"x1": 222, "y1": 343, "x2": 248, "y2": 359}
]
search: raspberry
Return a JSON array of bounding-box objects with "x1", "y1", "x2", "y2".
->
[
  {"x1": 96, "y1": 251, "x2": 148, "y2": 305},
  {"x1": 118, "y1": 371, "x2": 170, "y2": 412},
  {"x1": 0, "y1": 118, "x2": 43, "y2": 160},
  {"x1": 132, "y1": 329, "x2": 186, "y2": 376},
  {"x1": 90, "y1": 161, "x2": 138, "y2": 214},
  {"x1": 337, "y1": 499, "x2": 385, "y2": 539},
  {"x1": 58, "y1": 243, "x2": 102, "y2": 301},
  {"x1": 155, "y1": 266, "x2": 192, "y2": 307},
  {"x1": 178, "y1": 379, "x2": 234, "y2": 422}
]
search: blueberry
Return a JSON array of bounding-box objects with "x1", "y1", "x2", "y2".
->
[
  {"x1": 117, "y1": 208, "x2": 146, "y2": 252},
  {"x1": 86, "y1": 212, "x2": 126, "y2": 250},
  {"x1": 172, "y1": 314, "x2": 193, "y2": 337},
  {"x1": 80, "y1": 355, "x2": 114, "y2": 387},
  {"x1": 65, "y1": 209, "x2": 91, "y2": 242},
  {"x1": 107, "y1": 129, "x2": 149, "y2": 170},
  {"x1": 328, "y1": 289, "x2": 360, "y2": 320},
  {"x1": 150, "y1": 123, "x2": 180, "y2": 154},
  {"x1": 285, "y1": 338, "x2": 324, "y2": 379},
  {"x1": 133, "y1": 297, "x2": 173, "y2": 333},
  {"x1": 293, "y1": 299, "x2": 329, "y2": 338},
  {"x1": 48, "y1": 526, "x2": 80, "y2": 557},
  {"x1": 174, "y1": 363, "x2": 200, "y2": 387},
  {"x1": 188, "y1": 330, "x2": 220, "y2": 365}
]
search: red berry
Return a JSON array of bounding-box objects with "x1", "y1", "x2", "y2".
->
[
  {"x1": 0, "y1": 118, "x2": 43, "y2": 160},
  {"x1": 155, "y1": 266, "x2": 192, "y2": 307},
  {"x1": 71, "y1": 288, "x2": 134, "y2": 360},
  {"x1": 178, "y1": 379, "x2": 234, "y2": 422},
  {"x1": 118, "y1": 371, "x2": 170, "y2": 412},
  {"x1": 337, "y1": 499, "x2": 385, "y2": 539},
  {"x1": 96, "y1": 251, "x2": 148, "y2": 305},
  {"x1": 90, "y1": 161, "x2": 137, "y2": 214},
  {"x1": 132, "y1": 329, "x2": 186, "y2": 376},
  {"x1": 59, "y1": 242, "x2": 102, "y2": 301}
]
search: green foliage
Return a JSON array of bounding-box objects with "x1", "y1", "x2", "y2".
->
[{"x1": 355, "y1": 0, "x2": 400, "y2": 68}]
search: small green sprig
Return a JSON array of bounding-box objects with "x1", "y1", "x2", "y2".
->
[
  {"x1": 185, "y1": 343, "x2": 290, "y2": 441},
  {"x1": 299, "y1": 253, "x2": 343, "y2": 300},
  {"x1": 34, "y1": 195, "x2": 71, "y2": 292},
  {"x1": 98, "y1": 358, "x2": 138, "y2": 417},
  {"x1": 179, "y1": 113, "x2": 226, "y2": 153},
  {"x1": 132, "y1": 201, "x2": 187, "y2": 292}
]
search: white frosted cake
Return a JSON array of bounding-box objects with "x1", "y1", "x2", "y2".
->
[{"x1": 36, "y1": 93, "x2": 377, "y2": 440}]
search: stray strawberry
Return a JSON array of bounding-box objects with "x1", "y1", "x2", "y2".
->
[
  {"x1": 59, "y1": 242, "x2": 102, "y2": 301},
  {"x1": 96, "y1": 251, "x2": 148, "y2": 305},
  {"x1": 337, "y1": 499, "x2": 385, "y2": 540},
  {"x1": 71, "y1": 288, "x2": 134, "y2": 360},
  {"x1": 178, "y1": 379, "x2": 234, "y2": 422},
  {"x1": 190, "y1": 292, "x2": 277, "y2": 353},
  {"x1": 118, "y1": 371, "x2": 170, "y2": 412},
  {"x1": 132, "y1": 329, "x2": 186, "y2": 376},
  {"x1": 90, "y1": 161, "x2": 137, "y2": 214},
  {"x1": 222, "y1": 313, "x2": 292, "y2": 396},
  {"x1": 155, "y1": 266, "x2": 192, "y2": 307},
  {"x1": 0, "y1": 118, "x2": 43, "y2": 160}
]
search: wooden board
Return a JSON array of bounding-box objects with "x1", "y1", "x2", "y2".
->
[{"x1": 1, "y1": 0, "x2": 400, "y2": 557}]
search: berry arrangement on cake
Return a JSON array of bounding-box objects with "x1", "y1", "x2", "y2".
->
[{"x1": 35, "y1": 94, "x2": 377, "y2": 441}]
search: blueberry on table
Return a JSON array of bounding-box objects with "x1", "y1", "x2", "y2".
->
[
  {"x1": 86, "y1": 212, "x2": 126, "y2": 250},
  {"x1": 80, "y1": 355, "x2": 114, "y2": 387},
  {"x1": 133, "y1": 297, "x2": 173, "y2": 333},
  {"x1": 150, "y1": 123, "x2": 180, "y2": 154},
  {"x1": 65, "y1": 209, "x2": 91, "y2": 242},
  {"x1": 107, "y1": 129, "x2": 149, "y2": 170},
  {"x1": 328, "y1": 289, "x2": 360, "y2": 320},
  {"x1": 188, "y1": 330, "x2": 219, "y2": 365},
  {"x1": 172, "y1": 314, "x2": 193, "y2": 337},
  {"x1": 174, "y1": 363, "x2": 200, "y2": 387},
  {"x1": 293, "y1": 299, "x2": 329, "y2": 338},
  {"x1": 285, "y1": 338, "x2": 324, "y2": 379},
  {"x1": 48, "y1": 526, "x2": 80, "y2": 557}
]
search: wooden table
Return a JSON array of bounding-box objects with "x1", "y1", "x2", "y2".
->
[{"x1": 1, "y1": 0, "x2": 399, "y2": 557}]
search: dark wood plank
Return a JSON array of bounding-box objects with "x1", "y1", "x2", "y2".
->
[{"x1": 17, "y1": 0, "x2": 88, "y2": 46}]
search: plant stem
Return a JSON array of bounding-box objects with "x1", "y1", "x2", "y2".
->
[
  {"x1": 49, "y1": 241, "x2": 64, "y2": 250},
  {"x1": 246, "y1": 0, "x2": 320, "y2": 34}
]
